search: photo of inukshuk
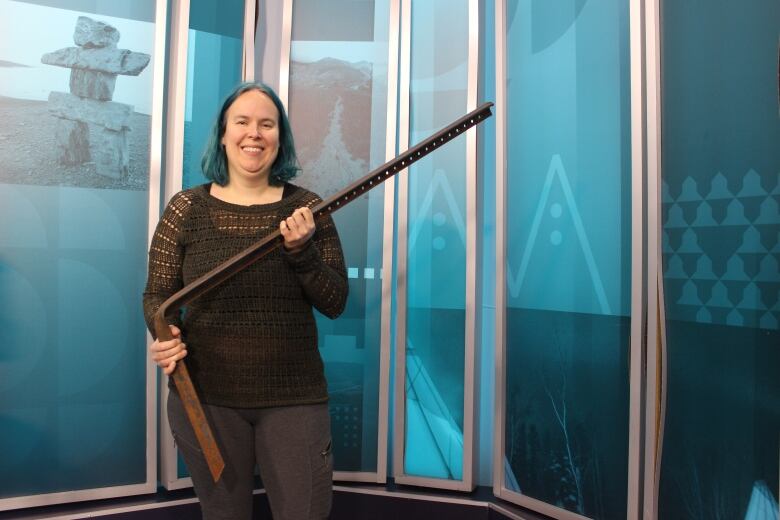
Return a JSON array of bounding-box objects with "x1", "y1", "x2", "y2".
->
[{"x1": 41, "y1": 16, "x2": 150, "y2": 179}]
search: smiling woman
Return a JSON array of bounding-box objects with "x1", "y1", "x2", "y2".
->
[
  {"x1": 143, "y1": 81, "x2": 349, "y2": 520},
  {"x1": 201, "y1": 83, "x2": 299, "y2": 189},
  {"x1": 217, "y1": 90, "x2": 281, "y2": 199}
]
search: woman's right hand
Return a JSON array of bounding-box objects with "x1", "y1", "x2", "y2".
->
[{"x1": 150, "y1": 325, "x2": 187, "y2": 375}]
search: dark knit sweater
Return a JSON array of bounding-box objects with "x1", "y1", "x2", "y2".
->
[{"x1": 143, "y1": 183, "x2": 348, "y2": 408}]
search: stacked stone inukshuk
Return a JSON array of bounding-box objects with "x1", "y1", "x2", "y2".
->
[{"x1": 41, "y1": 16, "x2": 150, "y2": 179}]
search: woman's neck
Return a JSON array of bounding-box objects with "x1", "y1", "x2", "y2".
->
[{"x1": 209, "y1": 178, "x2": 284, "y2": 206}]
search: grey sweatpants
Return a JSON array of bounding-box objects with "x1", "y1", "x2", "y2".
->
[{"x1": 167, "y1": 391, "x2": 333, "y2": 520}]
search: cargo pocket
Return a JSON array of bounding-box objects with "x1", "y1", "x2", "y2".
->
[
  {"x1": 317, "y1": 438, "x2": 333, "y2": 473},
  {"x1": 171, "y1": 430, "x2": 203, "y2": 455},
  {"x1": 307, "y1": 405, "x2": 333, "y2": 518}
]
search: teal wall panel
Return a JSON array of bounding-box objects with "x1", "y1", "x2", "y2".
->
[
  {"x1": 502, "y1": 0, "x2": 631, "y2": 516},
  {"x1": 0, "y1": 0, "x2": 156, "y2": 500},
  {"x1": 181, "y1": 0, "x2": 244, "y2": 191},
  {"x1": 288, "y1": 0, "x2": 390, "y2": 475},
  {"x1": 658, "y1": 0, "x2": 780, "y2": 517},
  {"x1": 403, "y1": 0, "x2": 470, "y2": 482}
]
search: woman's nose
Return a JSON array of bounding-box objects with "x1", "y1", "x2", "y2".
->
[{"x1": 247, "y1": 124, "x2": 263, "y2": 138}]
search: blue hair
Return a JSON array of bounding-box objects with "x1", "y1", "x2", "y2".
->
[{"x1": 201, "y1": 82, "x2": 299, "y2": 186}]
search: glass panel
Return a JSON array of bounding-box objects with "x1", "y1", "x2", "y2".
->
[
  {"x1": 404, "y1": 0, "x2": 469, "y2": 481},
  {"x1": 177, "y1": 0, "x2": 244, "y2": 478},
  {"x1": 181, "y1": 0, "x2": 244, "y2": 190},
  {"x1": 0, "y1": 0, "x2": 157, "y2": 498},
  {"x1": 288, "y1": 0, "x2": 390, "y2": 474},
  {"x1": 503, "y1": 0, "x2": 631, "y2": 517},
  {"x1": 658, "y1": 0, "x2": 780, "y2": 517}
]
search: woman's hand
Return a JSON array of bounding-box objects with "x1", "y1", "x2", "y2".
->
[
  {"x1": 150, "y1": 324, "x2": 187, "y2": 375},
  {"x1": 280, "y1": 206, "x2": 316, "y2": 252}
]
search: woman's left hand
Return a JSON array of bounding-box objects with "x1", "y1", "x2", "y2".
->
[{"x1": 280, "y1": 206, "x2": 316, "y2": 252}]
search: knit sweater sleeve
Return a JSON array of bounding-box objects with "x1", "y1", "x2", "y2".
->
[
  {"x1": 142, "y1": 191, "x2": 192, "y2": 337},
  {"x1": 283, "y1": 195, "x2": 348, "y2": 319}
]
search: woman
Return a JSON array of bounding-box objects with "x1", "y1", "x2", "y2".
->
[{"x1": 143, "y1": 82, "x2": 348, "y2": 520}]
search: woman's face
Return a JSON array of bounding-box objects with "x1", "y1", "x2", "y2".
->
[{"x1": 221, "y1": 90, "x2": 280, "y2": 184}]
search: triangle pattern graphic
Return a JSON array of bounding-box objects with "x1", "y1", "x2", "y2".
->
[
  {"x1": 664, "y1": 167, "x2": 778, "y2": 330},
  {"x1": 706, "y1": 172, "x2": 733, "y2": 200},
  {"x1": 506, "y1": 155, "x2": 612, "y2": 314},
  {"x1": 737, "y1": 169, "x2": 767, "y2": 197},
  {"x1": 678, "y1": 177, "x2": 702, "y2": 201},
  {"x1": 408, "y1": 169, "x2": 466, "y2": 253}
]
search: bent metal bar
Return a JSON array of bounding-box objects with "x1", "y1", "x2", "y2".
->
[{"x1": 153, "y1": 101, "x2": 495, "y2": 482}]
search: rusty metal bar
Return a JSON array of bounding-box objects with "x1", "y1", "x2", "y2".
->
[{"x1": 153, "y1": 101, "x2": 494, "y2": 482}]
